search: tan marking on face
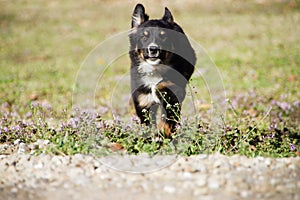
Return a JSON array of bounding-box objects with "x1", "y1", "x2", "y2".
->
[
  {"x1": 160, "y1": 30, "x2": 165, "y2": 35},
  {"x1": 139, "y1": 51, "x2": 144, "y2": 59},
  {"x1": 144, "y1": 31, "x2": 149, "y2": 36}
]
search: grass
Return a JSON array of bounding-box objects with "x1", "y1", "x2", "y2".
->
[{"x1": 0, "y1": 0, "x2": 299, "y2": 157}]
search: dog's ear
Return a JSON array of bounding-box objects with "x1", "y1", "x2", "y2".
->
[
  {"x1": 162, "y1": 7, "x2": 174, "y2": 23},
  {"x1": 132, "y1": 4, "x2": 149, "y2": 28}
]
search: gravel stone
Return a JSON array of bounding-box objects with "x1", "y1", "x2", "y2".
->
[
  {"x1": 240, "y1": 190, "x2": 249, "y2": 198},
  {"x1": 194, "y1": 188, "x2": 211, "y2": 196},
  {"x1": 195, "y1": 176, "x2": 207, "y2": 187},
  {"x1": 163, "y1": 185, "x2": 176, "y2": 193},
  {"x1": 14, "y1": 139, "x2": 21, "y2": 145},
  {"x1": 0, "y1": 153, "x2": 299, "y2": 200},
  {"x1": 17, "y1": 143, "x2": 28, "y2": 154},
  {"x1": 208, "y1": 179, "x2": 220, "y2": 189}
]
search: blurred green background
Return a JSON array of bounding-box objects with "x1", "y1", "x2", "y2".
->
[{"x1": 1, "y1": 0, "x2": 299, "y2": 115}]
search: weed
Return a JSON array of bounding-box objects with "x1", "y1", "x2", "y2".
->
[{"x1": 0, "y1": 0, "x2": 299, "y2": 157}]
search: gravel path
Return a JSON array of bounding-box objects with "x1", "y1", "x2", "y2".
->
[{"x1": 0, "y1": 150, "x2": 299, "y2": 200}]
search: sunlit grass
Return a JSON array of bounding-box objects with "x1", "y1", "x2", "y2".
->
[{"x1": 0, "y1": 0, "x2": 299, "y2": 157}]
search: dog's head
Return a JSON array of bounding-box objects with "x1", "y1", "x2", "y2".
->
[{"x1": 130, "y1": 4, "x2": 180, "y2": 66}]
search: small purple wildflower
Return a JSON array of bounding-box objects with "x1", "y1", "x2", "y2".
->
[
  {"x1": 1, "y1": 102, "x2": 9, "y2": 110},
  {"x1": 293, "y1": 100, "x2": 300, "y2": 107},
  {"x1": 12, "y1": 125, "x2": 22, "y2": 133},
  {"x1": 41, "y1": 101, "x2": 52, "y2": 110},
  {"x1": 175, "y1": 123, "x2": 181, "y2": 129},
  {"x1": 98, "y1": 106, "x2": 109, "y2": 114},
  {"x1": 3, "y1": 127, "x2": 9, "y2": 133},
  {"x1": 131, "y1": 115, "x2": 139, "y2": 123},
  {"x1": 30, "y1": 101, "x2": 39, "y2": 108},
  {"x1": 113, "y1": 114, "x2": 121, "y2": 124},
  {"x1": 25, "y1": 112, "x2": 32, "y2": 119},
  {"x1": 268, "y1": 119, "x2": 278, "y2": 131},
  {"x1": 262, "y1": 134, "x2": 275, "y2": 140},
  {"x1": 11, "y1": 111, "x2": 20, "y2": 119},
  {"x1": 271, "y1": 100, "x2": 292, "y2": 113},
  {"x1": 97, "y1": 121, "x2": 105, "y2": 129},
  {"x1": 69, "y1": 117, "x2": 79, "y2": 129},
  {"x1": 290, "y1": 143, "x2": 296, "y2": 151},
  {"x1": 278, "y1": 102, "x2": 292, "y2": 111},
  {"x1": 125, "y1": 122, "x2": 133, "y2": 130}
]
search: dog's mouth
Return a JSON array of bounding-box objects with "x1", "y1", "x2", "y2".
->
[
  {"x1": 144, "y1": 45, "x2": 161, "y2": 65},
  {"x1": 145, "y1": 57, "x2": 161, "y2": 65},
  {"x1": 146, "y1": 53, "x2": 160, "y2": 59}
]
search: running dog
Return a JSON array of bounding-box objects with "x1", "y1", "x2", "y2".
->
[{"x1": 129, "y1": 4, "x2": 196, "y2": 138}]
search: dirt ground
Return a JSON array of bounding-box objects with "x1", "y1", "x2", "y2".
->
[{"x1": 1, "y1": 152, "x2": 299, "y2": 200}]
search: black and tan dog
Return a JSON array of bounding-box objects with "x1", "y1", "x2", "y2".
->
[{"x1": 129, "y1": 4, "x2": 196, "y2": 138}]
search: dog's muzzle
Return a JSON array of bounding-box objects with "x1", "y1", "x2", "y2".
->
[{"x1": 147, "y1": 45, "x2": 160, "y2": 58}]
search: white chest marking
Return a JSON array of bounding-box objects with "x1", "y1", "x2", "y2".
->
[
  {"x1": 137, "y1": 61, "x2": 163, "y2": 107},
  {"x1": 138, "y1": 61, "x2": 156, "y2": 74},
  {"x1": 138, "y1": 61, "x2": 163, "y2": 84}
]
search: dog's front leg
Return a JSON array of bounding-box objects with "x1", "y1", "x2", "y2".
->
[{"x1": 157, "y1": 82, "x2": 184, "y2": 138}]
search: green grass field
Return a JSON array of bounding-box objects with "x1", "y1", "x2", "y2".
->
[{"x1": 0, "y1": 0, "x2": 299, "y2": 157}]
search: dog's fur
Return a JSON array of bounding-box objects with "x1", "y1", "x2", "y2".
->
[{"x1": 129, "y1": 4, "x2": 196, "y2": 138}]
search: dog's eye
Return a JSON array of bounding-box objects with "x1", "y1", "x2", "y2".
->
[
  {"x1": 142, "y1": 35, "x2": 148, "y2": 41},
  {"x1": 142, "y1": 31, "x2": 149, "y2": 40}
]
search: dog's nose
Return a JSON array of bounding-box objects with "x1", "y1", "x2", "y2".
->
[
  {"x1": 149, "y1": 46, "x2": 158, "y2": 53},
  {"x1": 147, "y1": 45, "x2": 160, "y2": 57}
]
